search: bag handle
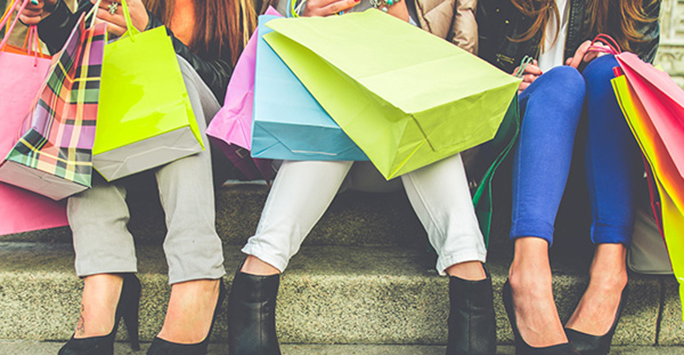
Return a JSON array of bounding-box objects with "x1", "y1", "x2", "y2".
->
[
  {"x1": 514, "y1": 55, "x2": 535, "y2": 79},
  {"x1": 0, "y1": 0, "x2": 33, "y2": 51},
  {"x1": 120, "y1": 0, "x2": 140, "y2": 40},
  {"x1": 588, "y1": 33, "x2": 621, "y2": 56}
]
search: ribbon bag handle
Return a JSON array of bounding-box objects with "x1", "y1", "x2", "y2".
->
[
  {"x1": 119, "y1": 0, "x2": 139, "y2": 40},
  {"x1": 0, "y1": 0, "x2": 32, "y2": 51},
  {"x1": 588, "y1": 33, "x2": 622, "y2": 56},
  {"x1": 514, "y1": 55, "x2": 535, "y2": 79}
]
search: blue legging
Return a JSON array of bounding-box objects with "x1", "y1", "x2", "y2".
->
[{"x1": 510, "y1": 55, "x2": 642, "y2": 246}]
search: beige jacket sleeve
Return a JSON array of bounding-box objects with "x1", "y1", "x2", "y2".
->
[
  {"x1": 413, "y1": 0, "x2": 478, "y2": 54},
  {"x1": 448, "y1": 0, "x2": 477, "y2": 54}
]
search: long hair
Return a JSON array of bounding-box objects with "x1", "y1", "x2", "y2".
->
[
  {"x1": 143, "y1": 0, "x2": 259, "y2": 65},
  {"x1": 510, "y1": 0, "x2": 656, "y2": 53},
  {"x1": 509, "y1": 0, "x2": 560, "y2": 51}
]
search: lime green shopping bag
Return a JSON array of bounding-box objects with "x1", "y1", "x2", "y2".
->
[
  {"x1": 264, "y1": 10, "x2": 520, "y2": 180},
  {"x1": 93, "y1": 0, "x2": 203, "y2": 181}
]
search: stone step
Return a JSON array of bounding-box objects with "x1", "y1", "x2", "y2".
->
[
  {"x1": 1, "y1": 183, "x2": 432, "y2": 248},
  {"x1": 0, "y1": 242, "x2": 678, "y2": 347},
  {"x1": 2, "y1": 341, "x2": 684, "y2": 355}
]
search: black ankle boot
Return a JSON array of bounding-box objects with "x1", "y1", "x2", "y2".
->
[
  {"x1": 227, "y1": 267, "x2": 281, "y2": 355},
  {"x1": 446, "y1": 268, "x2": 497, "y2": 355},
  {"x1": 58, "y1": 274, "x2": 141, "y2": 355}
]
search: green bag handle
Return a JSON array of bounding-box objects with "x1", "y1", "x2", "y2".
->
[
  {"x1": 86, "y1": 0, "x2": 138, "y2": 39},
  {"x1": 472, "y1": 95, "x2": 521, "y2": 246}
]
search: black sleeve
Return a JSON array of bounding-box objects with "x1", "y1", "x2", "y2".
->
[
  {"x1": 633, "y1": 0, "x2": 661, "y2": 64},
  {"x1": 145, "y1": 14, "x2": 233, "y2": 102},
  {"x1": 37, "y1": 1, "x2": 233, "y2": 102},
  {"x1": 36, "y1": 0, "x2": 93, "y2": 54}
]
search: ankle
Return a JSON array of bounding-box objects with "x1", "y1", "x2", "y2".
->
[
  {"x1": 75, "y1": 274, "x2": 125, "y2": 338},
  {"x1": 446, "y1": 261, "x2": 486, "y2": 281},
  {"x1": 241, "y1": 256, "x2": 280, "y2": 276},
  {"x1": 157, "y1": 279, "x2": 223, "y2": 344}
]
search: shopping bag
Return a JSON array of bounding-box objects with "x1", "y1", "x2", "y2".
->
[
  {"x1": 263, "y1": 10, "x2": 520, "y2": 179},
  {"x1": 251, "y1": 15, "x2": 368, "y2": 161},
  {"x1": 0, "y1": 1, "x2": 68, "y2": 234},
  {"x1": 92, "y1": 0, "x2": 203, "y2": 181},
  {"x1": 206, "y1": 7, "x2": 281, "y2": 181},
  {"x1": 612, "y1": 72, "x2": 684, "y2": 317},
  {"x1": 0, "y1": 0, "x2": 52, "y2": 146},
  {"x1": 0, "y1": 11, "x2": 105, "y2": 201}
]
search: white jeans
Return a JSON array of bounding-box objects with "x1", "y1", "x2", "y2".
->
[{"x1": 242, "y1": 154, "x2": 487, "y2": 275}]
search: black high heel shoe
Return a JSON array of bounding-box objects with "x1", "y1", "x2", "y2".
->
[
  {"x1": 502, "y1": 281, "x2": 580, "y2": 355},
  {"x1": 58, "y1": 274, "x2": 141, "y2": 355},
  {"x1": 146, "y1": 279, "x2": 226, "y2": 355},
  {"x1": 565, "y1": 285, "x2": 629, "y2": 355}
]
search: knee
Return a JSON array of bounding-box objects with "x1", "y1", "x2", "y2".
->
[
  {"x1": 527, "y1": 66, "x2": 585, "y2": 114},
  {"x1": 542, "y1": 66, "x2": 586, "y2": 96},
  {"x1": 582, "y1": 55, "x2": 619, "y2": 86}
]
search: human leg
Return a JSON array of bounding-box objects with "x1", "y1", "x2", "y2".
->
[
  {"x1": 565, "y1": 55, "x2": 637, "y2": 353},
  {"x1": 63, "y1": 178, "x2": 141, "y2": 354},
  {"x1": 401, "y1": 154, "x2": 493, "y2": 354},
  {"x1": 230, "y1": 160, "x2": 354, "y2": 355},
  {"x1": 507, "y1": 66, "x2": 586, "y2": 351},
  {"x1": 146, "y1": 57, "x2": 225, "y2": 352}
]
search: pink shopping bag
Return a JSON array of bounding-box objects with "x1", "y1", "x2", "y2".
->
[
  {"x1": 206, "y1": 7, "x2": 280, "y2": 182},
  {"x1": 0, "y1": 0, "x2": 67, "y2": 235}
]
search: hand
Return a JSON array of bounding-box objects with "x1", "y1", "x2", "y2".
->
[
  {"x1": 91, "y1": 0, "x2": 149, "y2": 37},
  {"x1": 565, "y1": 40, "x2": 611, "y2": 68},
  {"x1": 16, "y1": 0, "x2": 56, "y2": 26},
  {"x1": 302, "y1": 0, "x2": 360, "y2": 17},
  {"x1": 512, "y1": 59, "x2": 542, "y2": 94}
]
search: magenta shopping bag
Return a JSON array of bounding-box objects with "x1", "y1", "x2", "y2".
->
[{"x1": 206, "y1": 7, "x2": 280, "y2": 181}]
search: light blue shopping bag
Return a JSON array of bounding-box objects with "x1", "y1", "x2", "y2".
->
[{"x1": 251, "y1": 15, "x2": 368, "y2": 161}]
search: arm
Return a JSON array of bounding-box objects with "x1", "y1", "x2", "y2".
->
[
  {"x1": 33, "y1": 0, "x2": 92, "y2": 53},
  {"x1": 633, "y1": 0, "x2": 660, "y2": 63},
  {"x1": 448, "y1": 0, "x2": 477, "y2": 54}
]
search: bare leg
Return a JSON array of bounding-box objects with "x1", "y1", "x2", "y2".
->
[
  {"x1": 508, "y1": 237, "x2": 568, "y2": 347},
  {"x1": 241, "y1": 255, "x2": 281, "y2": 276},
  {"x1": 565, "y1": 244, "x2": 628, "y2": 335},
  {"x1": 156, "y1": 279, "x2": 221, "y2": 344},
  {"x1": 446, "y1": 261, "x2": 486, "y2": 281},
  {"x1": 74, "y1": 274, "x2": 124, "y2": 338}
]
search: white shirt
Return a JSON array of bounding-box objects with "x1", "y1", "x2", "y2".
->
[{"x1": 537, "y1": 0, "x2": 570, "y2": 72}]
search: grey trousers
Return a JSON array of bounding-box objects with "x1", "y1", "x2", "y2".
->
[
  {"x1": 67, "y1": 57, "x2": 226, "y2": 284},
  {"x1": 242, "y1": 154, "x2": 487, "y2": 275}
]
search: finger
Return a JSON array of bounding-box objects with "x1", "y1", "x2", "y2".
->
[
  {"x1": 104, "y1": 22, "x2": 127, "y2": 37},
  {"x1": 519, "y1": 82, "x2": 530, "y2": 92},
  {"x1": 523, "y1": 63, "x2": 543, "y2": 75},
  {"x1": 96, "y1": 8, "x2": 127, "y2": 28},
  {"x1": 321, "y1": 0, "x2": 359, "y2": 15},
  {"x1": 522, "y1": 73, "x2": 539, "y2": 84}
]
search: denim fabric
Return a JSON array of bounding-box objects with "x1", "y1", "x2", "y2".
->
[{"x1": 510, "y1": 56, "x2": 640, "y2": 246}]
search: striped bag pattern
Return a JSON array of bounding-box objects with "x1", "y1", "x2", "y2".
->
[{"x1": 0, "y1": 14, "x2": 105, "y2": 200}]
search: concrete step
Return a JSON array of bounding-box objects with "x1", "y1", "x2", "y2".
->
[
  {"x1": 2, "y1": 341, "x2": 684, "y2": 355},
  {"x1": 0, "y1": 242, "x2": 678, "y2": 347},
  {"x1": 1, "y1": 183, "x2": 431, "y2": 248}
]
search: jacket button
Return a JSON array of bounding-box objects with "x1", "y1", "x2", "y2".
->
[
  {"x1": 496, "y1": 8, "x2": 499, "y2": 12},
  {"x1": 505, "y1": 20, "x2": 510, "y2": 24}
]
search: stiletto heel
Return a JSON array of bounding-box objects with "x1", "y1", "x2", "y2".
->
[
  {"x1": 502, "y1": 281, "x2": 580, "y2": 355},
  {"x1": 146, "y1": 280, "x2": 226, "y2": 355},
  {"x1": 565, "y1": 285, "x2": 629, "y2": 355},
  {"x1": 58, "y1": 273, "x2": 142, "y2": 355}
]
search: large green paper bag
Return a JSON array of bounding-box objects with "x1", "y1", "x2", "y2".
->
[
  {"x1": 264, "y1": 10, "x2": 520, "y2": 179},
  {"x1": 93, "y1": 0, "x2": 203, "y2": 181}
]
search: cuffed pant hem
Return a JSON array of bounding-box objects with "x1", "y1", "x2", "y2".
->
[
  {"x1": 168, "y1": 268, "x2": 227, "y2": 285},
  {"x1": 436, "y1": 250, "x2": 487, "y2": 276},
  {"x1": 241, "y1": 244, "x2": 288, "y2": 273},
  {"x1": 592, "y1": 224, "x2": 633, "y2": 246},
  {"x1": 510, "y1": 219, "x2": 555, "y2": 246},
  {"x1": 75, "y1": 266, "x2": 138, "y2": 279}
]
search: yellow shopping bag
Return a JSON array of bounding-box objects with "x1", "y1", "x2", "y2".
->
[{"x1": 92, "y1": 0, "x2": 203, "y2": 181}]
